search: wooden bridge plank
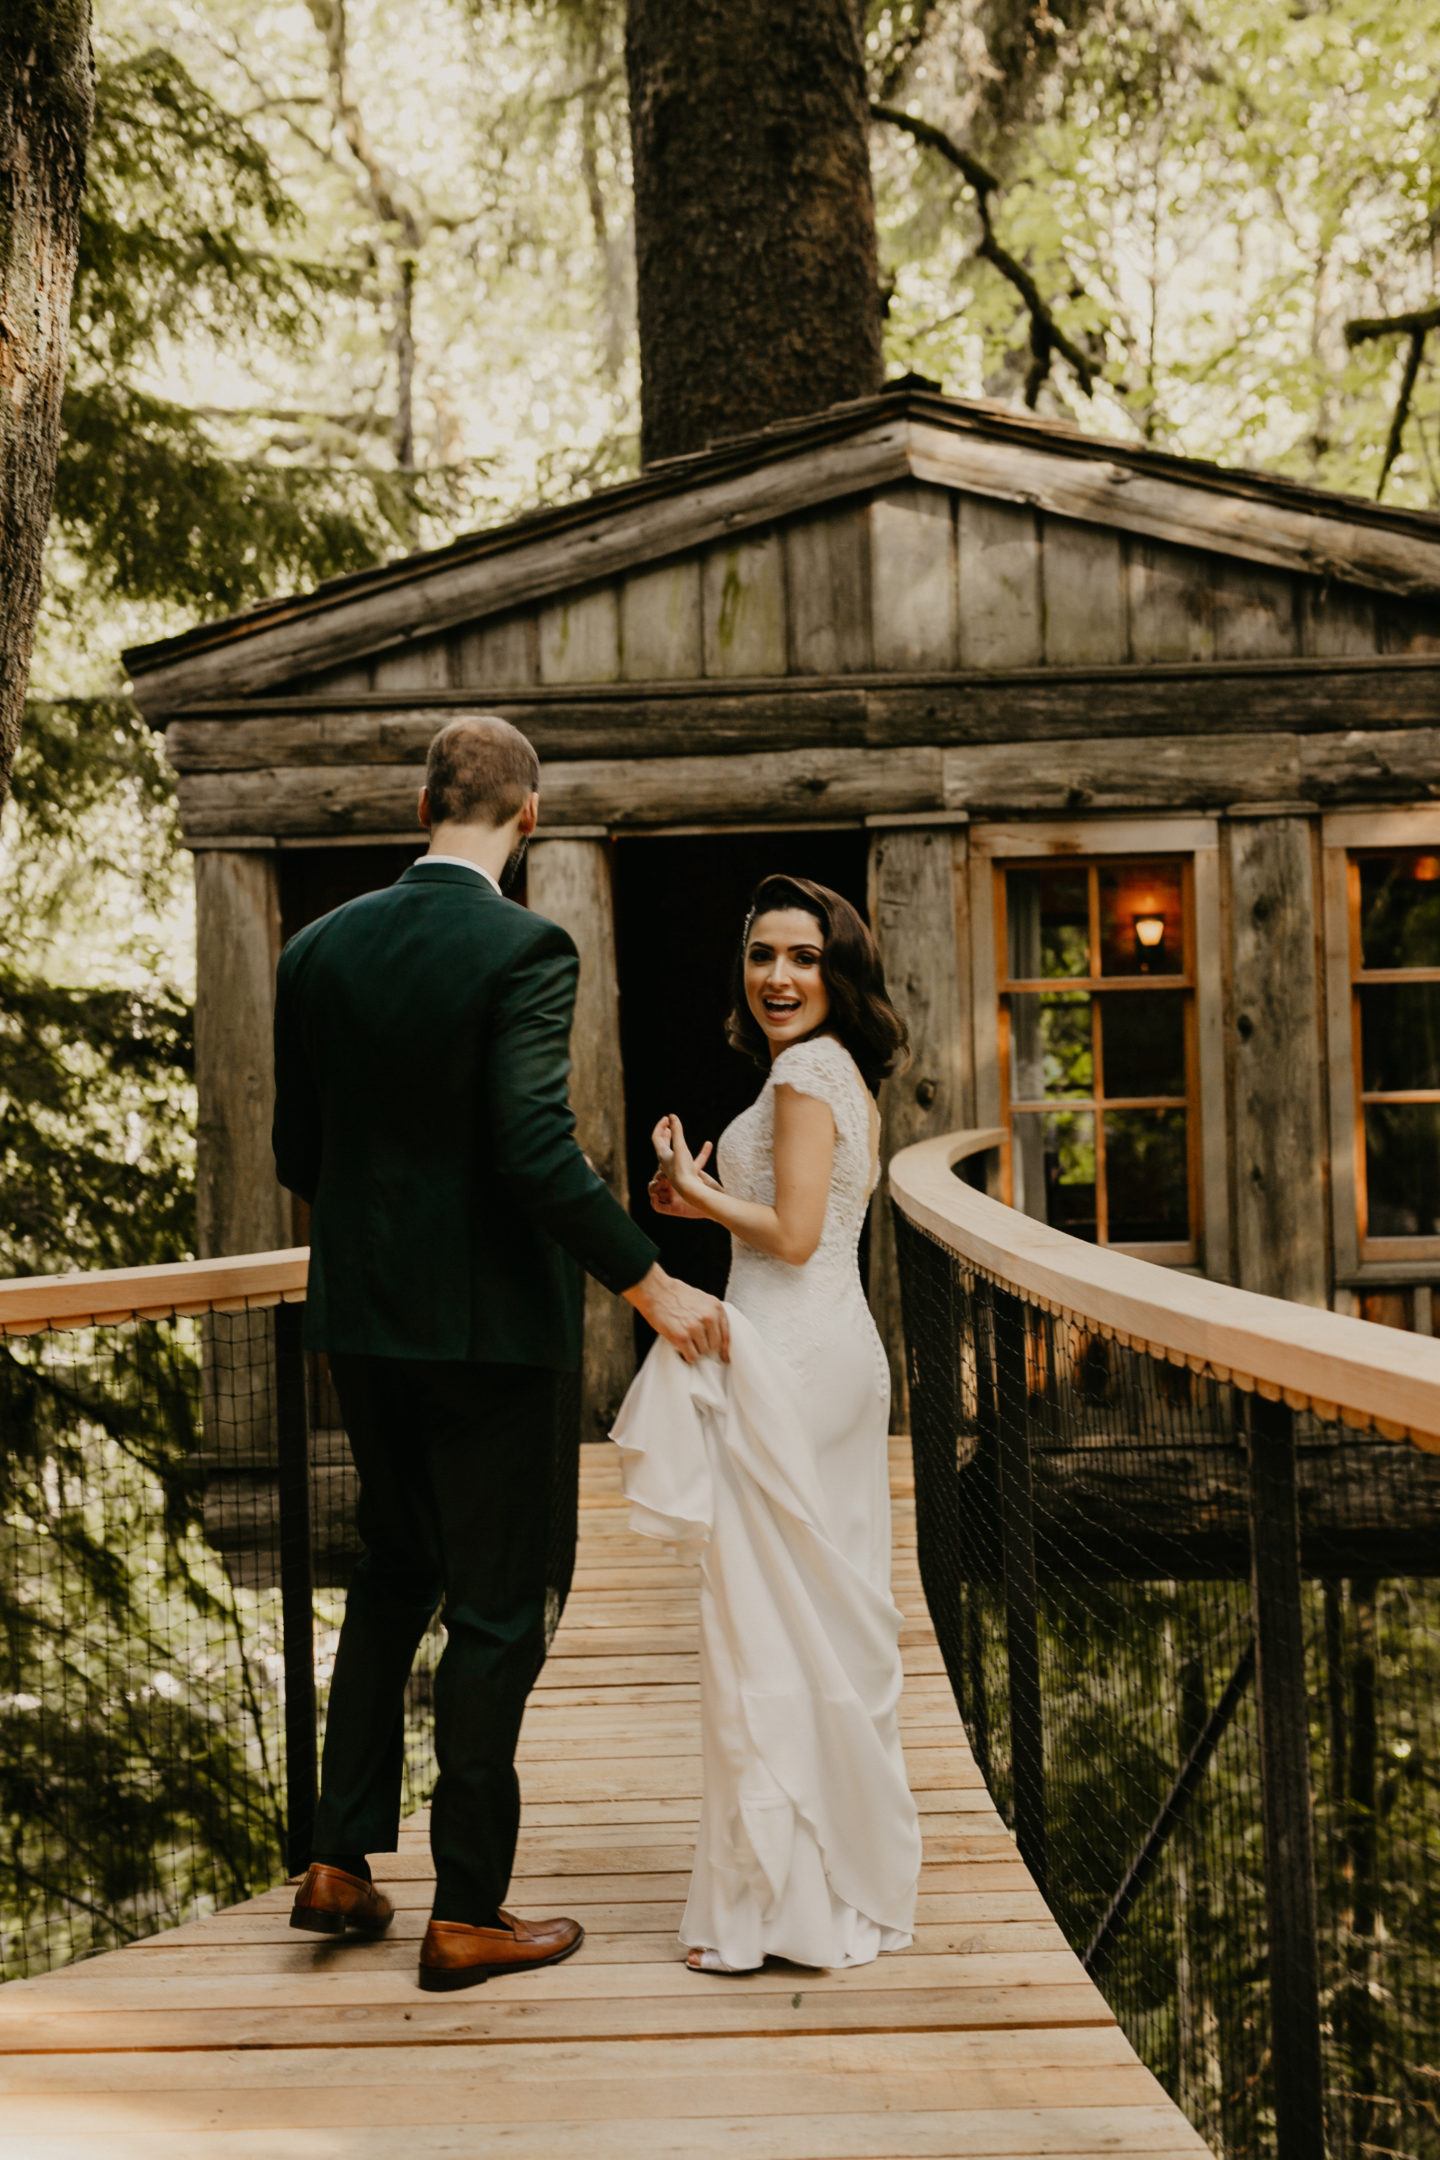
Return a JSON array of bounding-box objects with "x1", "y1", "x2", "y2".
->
[
  {"x1": 108, "y1": 1891, "x2": 1057, "y2": 1954},
  {"x1": 0, "y1": 1961, "x2": 1092, "y2": 2021},
  {"x1": 0, "y1": 2075, "x2": 1187, "y2": 2133},
  {"x1": 0, "y1": 2118, "x2": 1209, "y2": 2159},
  {"x1": 0, "y1": 1985, "x2": 1119, "y2": 2052},
  {"x1": 0, "y1": 2025, "x2": 1142, "y2": 2088},
  {"x1": 514, "y1": 1723, "x2": 974, "y2": 1760},
  {"x1": 0, "y1": 1442, "x2": 1212, "y2": 2159},
  {"x1": 106, "y1": 1922, "x2": 1075, "y2": 1978}
]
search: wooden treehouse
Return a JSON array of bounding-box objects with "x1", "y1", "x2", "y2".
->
[{"x1": 123, "y1": 382, "x2": 1440, "y2": 1577}]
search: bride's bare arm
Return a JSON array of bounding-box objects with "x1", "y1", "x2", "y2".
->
[{"x1": 653, "y1": 1089, "x2": 834, "y2": 1265}]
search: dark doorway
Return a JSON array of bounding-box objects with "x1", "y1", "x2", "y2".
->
[
  {"x1": 279, "y1": 844, "x2": 427, "y2": 944},
  {"x1": 613, "y1": 828, "x2": 872, "y2": 1304},
  {"x1": 279, "y1": 844, "x2": 532, "y2": 947}
]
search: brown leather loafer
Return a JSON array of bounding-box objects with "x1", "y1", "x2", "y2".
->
[
  {"x1": 418, "y1": 1909, "x2": 584, "y2": 1992},
  {"x1": 289, "y1": 1862, "x2": 394, "y2": 1937}
]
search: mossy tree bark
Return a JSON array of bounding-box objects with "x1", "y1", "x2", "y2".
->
[
  {"x1": 625, "y1": 0, "x2": 883, "y2": 467},
  {"x1": 0, "y1": 2, "x2": 93, "y2": 810}
]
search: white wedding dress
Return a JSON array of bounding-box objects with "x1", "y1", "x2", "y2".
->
[{"x1": 612, "y1": 1035, "x2": 922, "y2": 1970}]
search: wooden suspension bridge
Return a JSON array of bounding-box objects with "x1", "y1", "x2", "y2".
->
[{"x1": 0, "y1": 1435, "x2": 1207, "y2": 2158}]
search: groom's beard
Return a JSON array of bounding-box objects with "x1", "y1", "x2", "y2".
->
[{"x1": 500, "y1": 834, "x2": 529, "y2": 895}]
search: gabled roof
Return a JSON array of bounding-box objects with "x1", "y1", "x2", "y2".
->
[{"x1": 125, "y1": 384, "x2": 1440, "y2": 718}]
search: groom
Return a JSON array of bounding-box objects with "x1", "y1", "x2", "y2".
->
[{"x1": 272, "y1": 715, "x2": 727, "y2": 1991}]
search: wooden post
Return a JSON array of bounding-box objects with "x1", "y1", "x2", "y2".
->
[
  {"x1": 526, "y1": 837, "x2": 636, "y2": 1437},
  {"x1": 193, "y1": 849, "x2": 289, "y2": 1258},
  {"x1": 193, "y1": 850, "x2": 288, "y2": 1471},
  {"x1": 991, "y1": 1285, "x2": 1047, "y2": 1896},
  {"x1": 869, "y1": 826, "x2": 968, "y2": 1424},
  {"x1": 1245, "y1": 1391, "x2": 1326, "y2": 2159},
  {"x1": 1228, "y1": 815, "x2": 1328, "y2": 1305},
  {"x1": 275, "y1": 1301, "x2": 317, "y2": 1878}
]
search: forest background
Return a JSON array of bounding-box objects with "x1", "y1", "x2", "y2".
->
[{"x1": 6, "y1": 0, "x2": 1440, "y2": 1281}]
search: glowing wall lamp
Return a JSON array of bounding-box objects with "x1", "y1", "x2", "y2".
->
[{"x1": 1134, "y1": 913, "x2": 1167, "y2": 955}]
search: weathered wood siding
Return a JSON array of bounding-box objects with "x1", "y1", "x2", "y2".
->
[
  {"x1": 169, "y1": 718, "x2": 1440, "y2": 840},
  {"x1": 187, "y1": 478, "x2": 1432, "y2": 848},
  {"x1": 869, "y1": 827, "x2": 970, "y2": 1422},
  {"x1": 193, "y1": 851, "x2": 289, "y2": 1460},
  {"x1": 280, "y1": 483, "x2": 1433, "y2": 710},
  {"x1": 1228, "y1": 816, "x2": 1330, "y2": 1306},
  {"x1": 193, "y1": 851, "x2": 289, "y2": 1257}
]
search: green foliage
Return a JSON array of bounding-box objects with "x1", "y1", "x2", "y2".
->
[
  {"x1": 960, "y1": 1544, "x2": 1440, "y2": 2156},
  {"x1": 55, "y1": 382, "x2": 416, "y2": 616},
  {"x1": 0, "y1": 1316, "x2": 287, "y2": 1978},
  {"x1": 868, "y1": 0, "x2": 1440, "y2": 502},
  {"x1": 0, "y1": 964, "x2": 194, "y2": 1278},
  {"x1": 0, "y1": 699, "x2": 195, "y2": 1279},
  {"x1": 51, "y1": 36, "x2": 426, "y2": 620},
  {"x1": 76, "y1": 41, "x2": 307, "y2": 372}
]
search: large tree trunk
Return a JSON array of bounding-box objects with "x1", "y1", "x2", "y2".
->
[
  {"x1": 625, "y1": 0, "x2": 883, "y2": 466},
  {"x1": 0, "y1": 4, "x2": 93, "y2": 811}
]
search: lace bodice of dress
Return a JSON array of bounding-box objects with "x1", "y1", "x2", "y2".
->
[{"x1": 717, "y1": 1036, "x2": 879, "y2": 1362}]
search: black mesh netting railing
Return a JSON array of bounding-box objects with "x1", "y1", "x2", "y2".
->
[
  {"x1": 0, "y1": 1296, "x2": 581, "y2": 1979},
  {"x1": 894, "y1": 1205, "x2": 1440, "y2": 2160}
]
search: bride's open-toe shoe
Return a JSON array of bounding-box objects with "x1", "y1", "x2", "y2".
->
[{"x1": 685, "y1": 1947, "x2": 762, "y2": 1975}]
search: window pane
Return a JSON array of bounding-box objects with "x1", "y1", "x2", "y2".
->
[
  {"x1": 1364, "y1": 1103, "x2": 1440, "y2": 1237},
  {"x1": 1099, "y1": 861, "x2": 1184, "y2": 976},
  {"x1": 1009, "y1": 991, "x2": 1092, "y2": 1101},
  {"x1": 1105, "y1": 1109, "x2": 1190, "y2": 1245},
  {"x1": 1359, "y1": 983, "x2": 1440, "y2": 1092},
  {"x1": 1012, "y1": 1109, "x2": 1097, "y2": 1240},
  {"x1": 1006, "y1": 868, "x2": 1089, "y2": 980},
  {"x1": 1358, "y1": 850, "x2": 1440, "y2": 969},
  {"x1": 1100, "y1": 991, "x2": 1186, "y2": 1099}
]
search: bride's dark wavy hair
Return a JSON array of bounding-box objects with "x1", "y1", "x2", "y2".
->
[{"x1": 725, "y1": 874, "x2": 909, "y2": 1097}]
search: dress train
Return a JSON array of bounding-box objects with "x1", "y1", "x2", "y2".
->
[{"x1": 613, "y1": 1305, "x2": 920, "y2": 1971}]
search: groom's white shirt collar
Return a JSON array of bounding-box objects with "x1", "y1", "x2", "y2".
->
[{"x1": 414, "y1": 853, "x2": 502, "y2": 895}]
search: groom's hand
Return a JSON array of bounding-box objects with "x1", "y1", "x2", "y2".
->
[{"x1": 624, "y1": 1264, "x2": 730, "y2": 1363}]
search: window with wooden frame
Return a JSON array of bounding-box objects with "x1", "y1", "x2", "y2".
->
[
  {"x1": 1346, "y1": 846, "x2": 1440, "y2": 1252},
  {"x1": 995, "y1": 856, "x2": 1199, "y2": 1262}
]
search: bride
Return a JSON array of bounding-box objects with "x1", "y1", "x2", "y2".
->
[{"x1": 612, "y1": 873, "x2": 923, "y2": 1974}]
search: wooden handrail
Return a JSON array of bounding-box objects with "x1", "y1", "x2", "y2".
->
[
  {"x1": 0, "y1": 1249, "x2": 309, "y2": 1336},
  {"x1": 890, "y1": 1129, "x2": 1440, "y2": 1452}
]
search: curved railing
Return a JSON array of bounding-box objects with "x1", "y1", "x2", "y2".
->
[
  {"x1": 892, "y1": 1128, "x2": 1440, "y2": 1447},
  {"x1": 889, "y1": 1129, "x2": 1440, "y2": 2160}
]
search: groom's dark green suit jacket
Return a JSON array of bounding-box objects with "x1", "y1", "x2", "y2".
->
[{"x1": 272, "y1": 860, "x2": 657, "y2": 1367}]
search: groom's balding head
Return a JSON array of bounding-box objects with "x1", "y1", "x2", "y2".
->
[{"x1": 424, "y1": 716, "x2": 540, "y2": 829}]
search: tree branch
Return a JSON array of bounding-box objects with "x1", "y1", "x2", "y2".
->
[
  {"x1": 871, "y1": 101, "x2": 1096, "y2": 406},
  {"x1": 1346, "y1": 302, "x2": 1440, "y2": 346},
  {"x1": 1345, "y1": 302, "x2": 1440, "y2": 500},
  {"x1": 1378, "y1": 330, "x2": 1425, "y2": 503}
]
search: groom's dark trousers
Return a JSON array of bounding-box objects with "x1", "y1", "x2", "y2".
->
[
  {"x1": 314, "y1": 1357, "x2": 554, "y2": 1922},
  {"x1": 272, "y1": 859, "x2": 658, "y2": 1925}
]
